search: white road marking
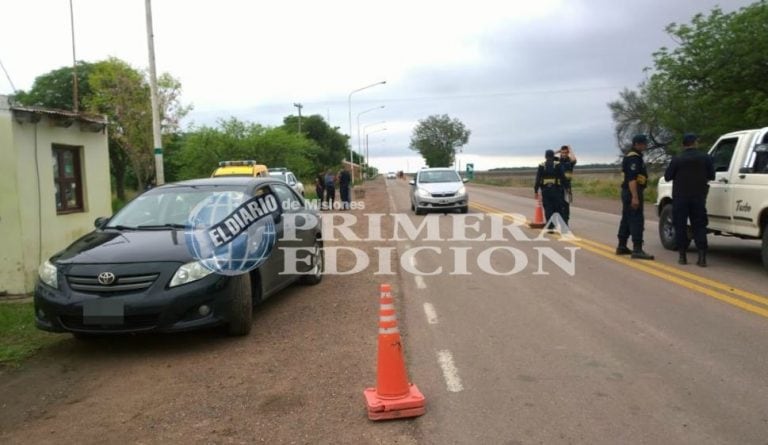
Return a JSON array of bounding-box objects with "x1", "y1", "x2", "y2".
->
[
  {"x1": 423, "y1": 302, "x2": 438, "y2": 324},
  {"x1": 414, "y1": 275, "x2": 427, "y2": 289},
  {"x1": 437, "y1": 350, "x2": 464, "y2": 393}
]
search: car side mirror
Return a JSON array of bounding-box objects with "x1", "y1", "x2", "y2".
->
[
  {"x1": 408, "y1": 180, "x2": 416, "y2": 186},
  {"x1": 94, "y1": 216, "x2": 109, "y2": 229},
  {"x1": 462, "y1": 178, "x2": 469, "y2": 183}
]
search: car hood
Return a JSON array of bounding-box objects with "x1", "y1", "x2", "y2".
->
[
  {"x1": 53, "y1": 230, "x2": 193, "y2": 264},
  {"x1": 419, "y1": 182, "x2": 464, "y2": 194}
]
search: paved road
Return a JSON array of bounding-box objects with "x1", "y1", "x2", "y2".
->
[{"x1": 386, "y1": 179, "x2": 768, "y2": 444}]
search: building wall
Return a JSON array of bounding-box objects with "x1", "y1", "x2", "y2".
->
[
  {"x1": 0, "y1": 109, "x2": 111, "y2": 294},
  {"x1": 0, "y1": 103, "x2": 25, "y2": 295}
]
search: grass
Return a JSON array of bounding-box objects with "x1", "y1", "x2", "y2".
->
[
  {"x1": 474, "y1": 173, "x2": 658, "y2": 203},
  {"x1": 0, "y1": 302, "x2": 62, "y2": 367}
]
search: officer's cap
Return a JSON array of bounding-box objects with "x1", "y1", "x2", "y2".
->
[
  {"x1": 682, "y1": 133, "x2": 698, "y2": 145},
  {"x1": 632, "y1": 134, "x2": 649, "y2": 145},
  {"x1": 545, "y1": 149, "x2": 555, "y2": 159}
]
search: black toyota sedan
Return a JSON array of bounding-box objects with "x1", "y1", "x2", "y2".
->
[{"x1": 34, "y1": 177, "x2": 323, "y2": 338}]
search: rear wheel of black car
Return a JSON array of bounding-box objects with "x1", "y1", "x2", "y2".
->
[
  {"x1": 301, "y1": 239, "x2": 324, "y2": 285},
  {"x1": 227, "y1": 273, "x2": 253, "y2": 336}
]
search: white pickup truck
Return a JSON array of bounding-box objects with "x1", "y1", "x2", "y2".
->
[{"x1": 656, "y1": 127, "x2": 768, "y2": 271}]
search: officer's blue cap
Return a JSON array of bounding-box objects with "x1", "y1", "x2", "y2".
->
[
  {"x1": 545, "y1": 149, "x2": 555, "y2": 159},
  {"x1": 632, "y1": 134, "x2": 649, "y2": 145},
  {"x1": 683, "y1": 133, "x2": 698, "y2": 145}
]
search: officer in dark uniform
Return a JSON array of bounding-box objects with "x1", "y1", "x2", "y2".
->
[
  {"x1": 558, "y1": 145, "x2": 577, "y2": 226},
  {"x1": 664, "y1": 133, "x2": 715, "y2": 266},
  {"x1": 534, "y1": 149, "x2": 565, "y2": 231},
  {"x1": 616, "y1": 134, "x2": 654, "y2": 259}
]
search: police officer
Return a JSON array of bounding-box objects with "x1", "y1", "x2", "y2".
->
[
  {"x1": 534, "y1": 149, "x2": 565, "y2": 231},
  {"x1": 558, "y1": 145, "x2": 577, "y2": 226},
  {"x1": 616, "y1": 134, "x2": 654, "y2": 259},
  {"x1": 664, "y1": 133, "x2": 715, "y2": 266}
]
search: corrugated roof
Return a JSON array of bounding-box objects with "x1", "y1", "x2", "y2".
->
[{"x1": 10, "y1": 104, "x2": 107, "y2": 125}]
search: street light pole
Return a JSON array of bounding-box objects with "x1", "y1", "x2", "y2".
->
[
  {"x1": 347, "y1": 80, "x2": 386, "y2": 180},
  {"x1": 357, "y1": 105, "x2": 384, "y2": 165},
  {"x1": 364, "y1": 127, "x2": 387, "y2": 177}
]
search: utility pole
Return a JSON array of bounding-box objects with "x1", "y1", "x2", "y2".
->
[
  {"x1": 145, "y1": 0, "x2": 164, "y2": 185},
  {"x1": 69, "y1": 0, "x2": 78, "y2": 112},
  {"x1": 293, "y1": 102, "x2": 303, "y2": 133}
]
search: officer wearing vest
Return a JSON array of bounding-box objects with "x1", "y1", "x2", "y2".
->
[
  {"x1": 616, "y1": 134, "x2": 654, "y2": 260},
  {"x1": 558, "y1": 145, "x2": 577, "y2": 226},
  {"x1": 534, "y1": 149, "x2": 565, "y2": 230},
  {"x1": 664, "y1": 133, "x2": 715, "y2": 266}
]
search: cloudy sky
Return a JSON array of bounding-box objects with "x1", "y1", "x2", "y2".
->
[{"x1": 0, "y1": 0, "x2": 755, "y2": 173}]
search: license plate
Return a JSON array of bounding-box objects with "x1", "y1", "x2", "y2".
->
[{"x1": 83, "y1": 299, "x2": 124, "y2": 325}]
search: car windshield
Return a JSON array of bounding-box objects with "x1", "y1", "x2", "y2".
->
[
  {"x1": 419, "y1": 170, "x2": 461, "y2": 183},
  {"x1": 106, "y1": 186, "x2": 248, "y2": 229}
]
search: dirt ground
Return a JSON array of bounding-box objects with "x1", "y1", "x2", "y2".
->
[{"x1": 0, "y1": 178, "x2": 421, "y2": 445}]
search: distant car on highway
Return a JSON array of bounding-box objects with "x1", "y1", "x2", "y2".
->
[
  {"x1": 409, "y1": 168, "x2": 469, "y2": 215},
  {"x1": 386, "y1": 172, "x2": 396, "y2": 179},
  {"x1": 34, "y1": 177, "x2": 323, "y2": 338},
  {"x1": 268, "y1": 168, "x2": 305, "y2": 196}
]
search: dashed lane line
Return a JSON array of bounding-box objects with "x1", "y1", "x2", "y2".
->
[
  {"x1": 423, "y1": 302, "x2": 438, "y2": 324},
  {"x1": 437, "y1": 350, "x2": 464, "y2": 393}
]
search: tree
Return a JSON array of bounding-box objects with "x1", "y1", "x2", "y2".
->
[
  {"x1": 409, "y1": 114, "x2": 470, "y2": 167},
  {"x1": 175, "y1": 117, "x2": 319, "y2": 180},
  {"x1": 12, "y1": 62, "x2": 94, "y2": 111},
  {"x1": 607, "y1": 86, "x2": 672, "y2": 164},
  {"x1": 281, "y1": 114, "x2": 348, "y2": 171},
  {"x1": 609, "y1": 1, "x2": 768, "y2": 156}
]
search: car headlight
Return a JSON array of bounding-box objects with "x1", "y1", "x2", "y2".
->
[
  {"x1": 457, "y1": 186, "x2": 467, "y2": 195},
  {"x1": 38, "y1": 260, "x2": 58, "y2": 289},
  {"x1": 417, "y1": 188, "x2": 430, "y2": 198},
  {"x1": 170, "y1": 261, "x2": 214, "y2": 288}
]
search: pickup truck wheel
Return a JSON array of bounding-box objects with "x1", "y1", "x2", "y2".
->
[
  {"x1": 659, "y1": 203, "x2": 692, "y2": 251},
  {"x1": 659, "y1": 204, "x2": 677, "y2": 250},
  {"x1": 226, "y1": 273, "x2": 253, "y2": 336},
  {"x1": 762, "y1": 224, "x2": 768, "y2": 273}
]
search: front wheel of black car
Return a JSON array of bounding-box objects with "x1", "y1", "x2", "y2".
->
[
  {"x1": 301, "y1": 239, "x2": 324, "y2": 285},
  {"x1": 227, "y1": 273, "x2": 253, "y2": 336}
]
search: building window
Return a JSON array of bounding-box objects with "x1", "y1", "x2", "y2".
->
[{"x1": 52, "y1": 145, "x2": 84, "y2": 213}]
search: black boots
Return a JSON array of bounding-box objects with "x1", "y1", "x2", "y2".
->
[
  {"x1": 678, "y1": 251, "x2": 687, "y2": 264},
  {"x1": 631, "y1": 249, "x2": 655, "y2": 260},
  {"x1": 617, "y1": 242, "x2": 654, "y2": 260},
  {"x1": 697, "y1": 250, "x2": 707, "y2": 267}
]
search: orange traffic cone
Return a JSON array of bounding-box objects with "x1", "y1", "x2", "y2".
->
[
  {"x1": 364, "y1": 284, "x2": 426, "y2": 420},
  {"x1": 528, "y1": 193, "x2": 546, "y2": 229}
]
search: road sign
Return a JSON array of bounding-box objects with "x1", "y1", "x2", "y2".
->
[{"x1": 466, "y1": 163, "x2": 474, "y2": 179}]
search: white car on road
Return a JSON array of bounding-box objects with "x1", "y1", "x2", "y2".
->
[{"x1": 409, "y1": 168, "x2": 469, "y2": 215}]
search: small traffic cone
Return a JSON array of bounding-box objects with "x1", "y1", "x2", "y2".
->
[
  {"x1": 363, "y1": 284, "x2": 426, "y2": 421},
  {"x1": 528, "y1": 194, "x2": 546, "y2": 229}
]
